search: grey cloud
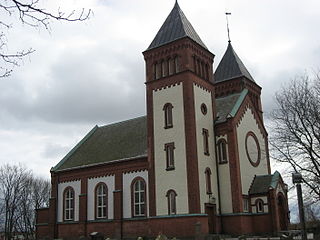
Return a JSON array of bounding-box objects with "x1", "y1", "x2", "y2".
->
[{"x1": 0, "y1": 40, "x2": 146, "y2": 126}]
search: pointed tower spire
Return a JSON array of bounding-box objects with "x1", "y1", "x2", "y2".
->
[
  {"x1": 147, "y1": 2, "x2": 207, "y2": 50},
  {"x1": 214, "y1": 42, "x2": 254, "y2": 83}
]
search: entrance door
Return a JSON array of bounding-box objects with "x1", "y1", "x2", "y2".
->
[{"x1": 205, "y1": 204, "x2": 215, "y2": 234}]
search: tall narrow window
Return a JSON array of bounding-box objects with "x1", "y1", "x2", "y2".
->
[
  {"x1": 205, "y1": 168, "x2": 212, "y2": 194},
  {"x1": 64, "y1": 187, "x2": 74, "y2": 221},
  {"x1": 169, "y1": 58, "x2": 174, "y2": 75},
  {"x1": 132, "y1": 178, "x2": 146, "y2": 217},
  {"x1": 156, "y1": 62, "x2": 161, "y2": 79},
  {"x1": 162, "y1": 60, "x2": 167, "y2": 77},
  {"x1": 174, "y1": 56, "x2": 179, "y2": 73},
  {"x1": 165, "y1": 142, "x2": 175, "y2": 170},
  {"x1": 217, "y1": 139, "x2": 228, "y2": 163},
  {"x1": 243, "y1": 198, "x2": 249, "y2": 212},
  {"x1": 256, "y1": 199, "x2": 264, "y2": 213},
  {"x1": 201, "y1": 62, "x2": 205, "y2": 78},
  {"x1": 163, "y1": 103, "x2": 173, "y2": 128},
  {"x1": 166, "y1": 190, "x2": 177, "y2": 215},
  {"x1": 95, "y1": 183, "x2": 107, "y2": 219},
  {"x1": 202, "y1": 128, "x2": 209, "y2": 156},
  {"x1": 205, "y1": 64, "x2": 209, "y2": 80}
]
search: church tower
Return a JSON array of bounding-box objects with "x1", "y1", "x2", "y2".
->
[
  {"x1": 143, "y1": 1, "x2": 219, "y2": 219},
  {"x1": 214, "y1": 42, "x2": 264, "y2": 120}
]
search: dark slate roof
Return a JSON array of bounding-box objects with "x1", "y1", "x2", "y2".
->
[
  {"x1": 214, "y1": 42, "x2": 255, "y2": 83},
  {"x1": 249, "y1": 171, "x2": 280, "y2": 195},
  {"x1": 215, "y1": 89, "x2": 248, "y2": 123},
  {"x1": 147, "y1": 1, "x2": 207, "y2": 50},
  {"x1": 52, "y1": 116, "x2": 147, "y2": 171}
]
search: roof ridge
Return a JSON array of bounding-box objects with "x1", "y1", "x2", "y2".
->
[{"x1": 99, "y1": 115, "x2": 146, "y2": 128}]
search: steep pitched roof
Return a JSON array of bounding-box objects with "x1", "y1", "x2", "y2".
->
[
  {"x1": 249, "y1": 171, "x2": 281, "y2": 195},
  {"x1": 214, "y1": 42, "x2": 254, "y2": 83},
  {"x1": 52, "y1": 116, "x2": 147, "y2": 172},
  {"x1": 147, "y1": 2, "x2": 207, "y2": 50},
  {"x1": 215, "y1": 89, "x2": 248, "y2": 123}
]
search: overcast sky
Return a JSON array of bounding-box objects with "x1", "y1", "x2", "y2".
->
[{"x1": 0, "y1": 0, "x2": 319, "y2": 183}]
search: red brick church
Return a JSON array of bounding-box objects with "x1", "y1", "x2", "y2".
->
[{"x1": 36, "y1": 2, "x2": 289, "y2": 239}]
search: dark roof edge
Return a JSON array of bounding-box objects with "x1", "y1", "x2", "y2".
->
[
  {"x1": 99, "y1": 115, "x2": 146, "y2": 128},
  {"x1": 51, "y1": 125, "x2": 99, "y2": 172},
  {"x1": 143, "y1": 36, "x2": 210, "y2": 54},
  {"x1": 214, "y1": 75, "x2": 261, "y2": 89},
  {"x1": 53, "y1": 154, "x2": 148, "y2": 173}
]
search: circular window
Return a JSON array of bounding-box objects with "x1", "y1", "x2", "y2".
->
[
  {"x1": 245, "y1": 132, "x2": 261, "y2": 167},
  {"x1": 201, "y1": 103, "x2": 207, "y2": 115}
]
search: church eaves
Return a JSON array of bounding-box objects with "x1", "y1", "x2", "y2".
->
[
  {"x1": 147, "y1": 1, "x2": 207, "y2": 50},
  {"x1": 214, "y1": 42, "x2": 255, "y2": 83}
]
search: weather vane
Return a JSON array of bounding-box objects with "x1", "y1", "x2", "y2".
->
[{"x1": 225, "y1": 12, "x2": 231, "y2": 43}]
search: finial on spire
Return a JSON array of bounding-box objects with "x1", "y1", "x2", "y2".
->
[{"x1": 225, "y1": 12, "x2": 232, "y2": 43}]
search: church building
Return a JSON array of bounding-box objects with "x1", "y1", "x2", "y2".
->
[{"x1": 36, "y1": 2, "x2": 289, "y2": 239}]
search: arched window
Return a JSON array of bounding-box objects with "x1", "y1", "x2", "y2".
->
[
  {"x1": 256, "y1": 199, "x2": 264, "y2": 213},
  {"x1": 205, "y1": 168, "x2": 212, "y2": 194},
  {"x1": 174, "y1": 56, "x2": 179, "y2": 73},
  {"x1": 132, "y1": 178, "x2": 146, "y2": 217},
  {"x1": 165, "y1": 142, "x2": 175, "y2": 170},
  {"x1": 169, "y1": 58, "x2": 175, "y2": 75},
  {"x1": 163, "y1": 103, "x2": 173, "y2": 128},
  {"x1": 166, "y1": 190, "x2": 177, "y2": 215},
  {"x1": 63, "y1": 187, "x2": 74, "y2": 221},
  {"x1": 202, "y1": 128, "x2": 210, "y2": 156},
  {"x1": 217, "y1": 139, "x2": 228, "y2": 164},
  {"x1": 156, "y1": 62, "x2": 161, "y2": 79},
  {"x1": 205, "y1": 64, "x2": 209, "y2": 80},
  {"x1": 162, "y1": 60, "x2": 167, "y2": 77},
  {"x1": 95, "y1": 183, "x2": 108, "y2": 219}
]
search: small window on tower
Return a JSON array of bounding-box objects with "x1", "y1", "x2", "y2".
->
[
  {"x1": 156, "y1": 62, "x2": 161, "y2": 79},
  {"x1": 169, "y1": 58, "x2": 174, "y2": 75},
  {"x1": 217, "y1": 139, "x2": 228, "y2": 163},
  {"x1": 163, "y1": 103, "x2": 173, "y2": 129},
  {"x1": 164, "y1": 142, "x2": 175, "y2": 170},
  {"x1": 174, "y1": 56, "x2": 179, "y2": 73},
  {"x1": 162, "y1": 60, "x2": 167, "y2": 77},
  {"x1": 166, "y1": 190, "x2": 177, "y2": 215},
  {"x1": 202, "y1": 128, "x2": 209, "y2": 156},
  {"x1": 205, "y1": 168, "x2": 212, "y2": 194}
]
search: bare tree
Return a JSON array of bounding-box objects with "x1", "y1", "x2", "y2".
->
[
  {"x1": 0, "y1": 0, "x2": 91, "y2": 77},
  {"x1": 0, "y1": 164, "x2": 50, "y2": 240},
  {"x1": 269, "y1": 72, "x2": 320, "y2": 204}
]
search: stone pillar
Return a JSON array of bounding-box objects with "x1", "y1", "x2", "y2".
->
[
  {"x1": 113, "y1": 172, "x2": 123, "y2": 239},
  {"x1": 79, "y1": 177, "x2": 88, "y2": 237}
]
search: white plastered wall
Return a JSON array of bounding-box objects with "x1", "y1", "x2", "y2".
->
[
  {"x1": 237, "y1": 107, "x2": 269, "y2": 195},
  {"x1": 193, "y1": 84, "x2": 219, "y2": 213},
  {"x1": 123, "y1": 170, "x2": 148, "y2": 218},
  {"x1": 153, "y1": 83, "x2": 189, "y2": 215},
  {"x1": 87, "y1": 175, "x2": 115, "y2": 220},
  {"x1": 216, "y1": 135, "x2": 233, "y2": 214},
  {"x1": 57, "y1": 180, "x2": 81, "y2": 222},
  {"x1": 251, "y1": 196, "x2": 268, "y2": 213}
]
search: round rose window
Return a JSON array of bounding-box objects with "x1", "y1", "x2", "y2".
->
[
  {"x1": 201, "y1": 103, "x2": 207, "y2": 115},
  {"x1": 245, "y1": 132, "x2": 261, "y2": 167}
]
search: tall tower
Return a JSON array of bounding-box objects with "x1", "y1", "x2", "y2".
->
[
  {"x1": 143, "y1": 2, "x2": 219, "y2": 218},
  {"x1": 214, "y1": 42, "x2": 263, "y2": 120}
]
